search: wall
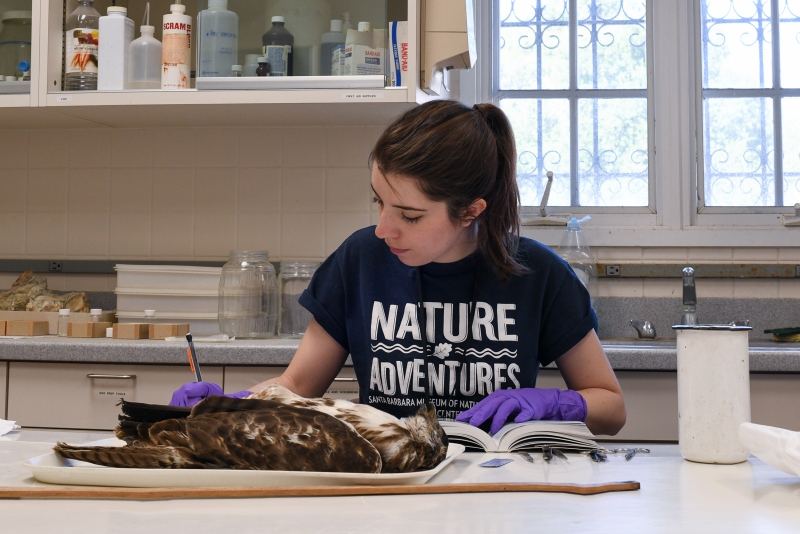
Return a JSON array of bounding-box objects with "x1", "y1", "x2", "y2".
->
[
  {"x1": 0, "y1": 125, "x2": 382, "y2": 291},
  {"x1": 2, "y1": 126, "x2": 800, "y2": 299}
]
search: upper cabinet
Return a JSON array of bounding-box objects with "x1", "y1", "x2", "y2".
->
[
  {"x1": 0, "y1": 0, "x2": 38, "y2": 107},
  {"x1": 1, "y1": 0, "x2": 471, "y2": 127}
]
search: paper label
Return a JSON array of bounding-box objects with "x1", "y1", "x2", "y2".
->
[
  {"x1": 263, "y1": 45, "x2": 289, "y2": 76},
  {"x1": 65, "y1": 29, "x2": 99, "y2": 74},
  {"x1": 342, "y1": 92, "x2": 385, "y2": 100},
  {"x1": 162, "y1": 23, "x2": 191, "y2": 89}
]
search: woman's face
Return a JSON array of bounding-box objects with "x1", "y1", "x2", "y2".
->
[{"x1": 371, "y1": 167, "x2": 485, "y2": 266}]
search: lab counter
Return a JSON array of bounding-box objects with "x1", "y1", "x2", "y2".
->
[
  {"x1": 2, "y1": 336, "x2": 800, "y2": 371},
  {"x1": 0, "y1": 429, "x2": 798, "y2": 533}
]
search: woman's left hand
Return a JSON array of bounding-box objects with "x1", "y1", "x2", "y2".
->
[{"x1": 455, "y1": 388, "x2": 587, "y2": 435}]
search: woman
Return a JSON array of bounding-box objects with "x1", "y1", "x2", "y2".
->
[{"x1": 172, "y1": 100, "x2": 626, "y2": 436}]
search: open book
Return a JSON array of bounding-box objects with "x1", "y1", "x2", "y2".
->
[{"x1": 440, "y1": 420, "x2": 598, "y2": 452}]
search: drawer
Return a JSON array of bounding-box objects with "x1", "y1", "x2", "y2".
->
[
  {"x1": 224, "y1": 366, "x2": 359, "y2": 401},
  {"x1": 7, "y1": 362, "x2": 223, "y2": 430}
]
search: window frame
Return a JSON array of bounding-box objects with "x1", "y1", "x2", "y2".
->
[{"x1": 465, "y1": 0, "x2": 800, "y2": 248}]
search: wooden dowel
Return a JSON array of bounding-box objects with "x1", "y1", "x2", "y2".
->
[{"x1": 0, "y1": 481, "x2": 640, "y2": 500}]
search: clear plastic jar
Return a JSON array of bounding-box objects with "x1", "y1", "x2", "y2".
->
[
  {"x1": 90, "y1": 308, "x2": 102, "y2": 321},
  {"x1": 278, "y1": 261, "x2": 319, "y2": 338},
  {"x1": 218, "y1": 251, "x2": 278, "y2": 338},
  {"x1": 57, "y1": 308, "x2": 70, "y2": 337}
]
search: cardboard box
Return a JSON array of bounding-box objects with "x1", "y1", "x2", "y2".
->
[
  {"x1": 68, "y1": 322, "x2": 113, "y2": 338},
  {"x1": 0, "y1": 320, "x2": 6, "y2": 336},
  {"x1": 149, "y1": 323, "x2": 190, "y2": 340},
  {"x1": 113, "y1": 323, "x2": 151, "y2": 339},
  {"x1": 342, "y1": 43, "x2": 386, "y2": 75},
  {"x1": 8, "y1": 320, "x2": 49, "y2": 336},
  {"x1": 389, "y1": 21, "x2": 408, "y2": 87},
  {"x1": 0, "y1": 311, "x2": 116, "y2": 335}
]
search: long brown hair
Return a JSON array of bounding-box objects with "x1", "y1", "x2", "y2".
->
[{"x1": 370, "y1": 100, "x2": 526, "y2": 281}]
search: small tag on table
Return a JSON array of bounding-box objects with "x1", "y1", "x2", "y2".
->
[{"x1": 479, "y1": 458, "x2": 513, "y2": 468}]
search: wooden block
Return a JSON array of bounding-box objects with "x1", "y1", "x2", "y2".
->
[
  {"x1": 7, "y1": 320, "x2": 49, "y2": 336},
  {"x1": 0, "y1": 320, "x2": 5, "y2": 336},
  {"x1": 67, "y1": 322, "x2": 113, "y2": 338},
  {"x1": 114, "y1": 323, "x2": 151, "y2": 339},
  {"x1": 149, "y1": 323, "x2": 190, "y2": 340}
]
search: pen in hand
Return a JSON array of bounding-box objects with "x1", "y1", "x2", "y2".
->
[{"x1": 185, "y1": 333, "x2": 202, "y2": 382}]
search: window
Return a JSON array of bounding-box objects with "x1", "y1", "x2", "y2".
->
[
  {"x1": 699, "y1": 0, "x2": 800, "y2": 209},
  {"x1": 493, "y1": 0, "x2": 652, "y2": 209}
]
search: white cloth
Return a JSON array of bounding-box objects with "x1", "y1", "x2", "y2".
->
[
  {"x1": 0, "y1": 418, "x2": 21, "y2": 441},
  {"x1": 739, "y1": 422, "x2": 800, "y2": 477}
]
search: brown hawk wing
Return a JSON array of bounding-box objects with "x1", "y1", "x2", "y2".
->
[{"x1": 56, "y1": 402, "x2": 383, "y2": 473}]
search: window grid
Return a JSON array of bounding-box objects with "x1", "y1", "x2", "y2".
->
[
  {"x1": 698, "y1": 0, "x2": 800, "y2": 209},
  {"x1": 494, "y1": 0, "x2": 652, "y2": 208}
]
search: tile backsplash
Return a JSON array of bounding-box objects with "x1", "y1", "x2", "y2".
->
[{"x1": 0, "y1": 126, "x2": 382, "y2": 263}]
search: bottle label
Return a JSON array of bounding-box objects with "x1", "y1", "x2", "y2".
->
[
  {"x1": 65, "y1": 29, "x2": 99, "y2": 75},
  {"x1": 162, "y1": 21, "x2": 191, "y2": 89},
  {"x1": 262, "y1": 45, "x2": 290, "y2": 76}
]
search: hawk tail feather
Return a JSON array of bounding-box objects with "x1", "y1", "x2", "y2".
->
[{"x1": 53, "y1": 442, "x2": 202, "y2": 469}]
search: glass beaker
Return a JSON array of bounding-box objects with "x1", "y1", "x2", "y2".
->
[
  {"x1": 218, "y1": 251, "x2": 278, "y2": 338},
  {"x1": 278, "y1": 261, "x2": 319, "y2": 338}
]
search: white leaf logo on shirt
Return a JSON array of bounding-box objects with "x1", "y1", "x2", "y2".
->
[{"x1": 430, "y1": 343, "x2": 452, "y2": 359}]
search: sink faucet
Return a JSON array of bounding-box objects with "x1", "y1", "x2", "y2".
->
[
  {"x1": 681, "y1": 267, "x2": 697, "y2": 325},
  {"x1": 630, "y1": 319, "x2": 657, "y2": 339}
]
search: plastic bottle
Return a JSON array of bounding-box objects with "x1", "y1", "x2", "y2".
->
[
  {"x1": 18, "y1": 60, "x2": 30, "y2": 80},
  {"x1": 255, "y1": 56, "x2": 269, "y2": 76},
  {"x1": 64, "y1": 0, "x2": 100, "y2": 91},
  {"x1": 243, "y1": 53, "x2": 259, "y2": 76},
  {"x1": 230, "y1": 64, "x2": 242, "y2": 76},
  {"x1": 58, "y1": 309, "x2": 71, "y2": 337},
  {"x1": 320, "y1": 19, "x2": 344, "y2": 76},
  {"x1": 144, "y1": 309, "x2": 156, "y2": 321},
  {"x1": 90, "y1": 308, "x2": 103, "y2": 322},
  {"x1": 161, "y1": 2, "x2": 192, "y2": 90},
  {"x1": 556, "y1": 216, "x2": 598, "y2": 307},
  {"x1": 261, "y1": 16, "x2": 293, "y2": 76},
  {"x1": 341, "y1": 12, "x2": 354, "y2": 34},
  {"x1": 0, "y1": 11, "x2": 32, "y2": 78},
  {"x1": 126, "y1": 10, "x2": 162, "y2": 90},
  {"x1": 98, "y1": 6, "x2": 134, "y2": 90},
  {"x1": 197, "y1": 0, "x2": 238, "y2": 78}
]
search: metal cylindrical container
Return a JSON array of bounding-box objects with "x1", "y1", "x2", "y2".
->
[
  {"x1": 278, "y1": 261, "x2": 319, "y2": 338},
  {"x1": 218, "y1": 251, "x2": 278, "y2": 339},
  {"x1": 675, "y1": 325, "x2": 752, "y2": 464}
]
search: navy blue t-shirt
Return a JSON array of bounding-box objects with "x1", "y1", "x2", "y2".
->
[{"x1": 299, "y1": 226, "x2": 597, "y2": 420}]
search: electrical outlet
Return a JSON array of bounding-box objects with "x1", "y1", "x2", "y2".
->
[
  {"x1": 606, "y1": 265, "x2": 621, "y2": 277},
  {"x1": 49, "y1": 261, "x2": 62, "y2": 272}
]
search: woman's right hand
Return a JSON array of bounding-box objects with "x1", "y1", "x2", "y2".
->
[{"x1": 169, "y1": 382, "x2": 252, "y2": 407}]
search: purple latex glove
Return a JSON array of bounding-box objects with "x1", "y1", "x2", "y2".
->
[
  {"x1": 456, "y1": 388, "x2": 587, "y2": 435},
  {"x1": 168, "y1": 382, "x2": 252, "y2": 407}
]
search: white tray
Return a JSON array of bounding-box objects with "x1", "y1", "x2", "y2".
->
[
  {"x1": 25, "y1": 439, "x2": 464, "y2": 488},
  {"x1": 115, "y1": 288, "x2": 218, "y2": 313},
  {"x1": 115, "y1": 264, "x2": 222, "y2": 290}
]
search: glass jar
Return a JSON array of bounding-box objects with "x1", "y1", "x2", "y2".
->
[
  {"x1": 90, "y1": 308, "x2": 102, "y2": 321},
  {"x1": 278, "y1": 261, "x2": 319, "y2": 338},
  {"x1": 218, "y1": 251, "x2": 278, "y2": 338},
  {"x1": 57, "y1": 308, "x2": 71, "y2": 337}
]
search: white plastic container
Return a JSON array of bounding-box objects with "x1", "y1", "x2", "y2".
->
[
  {"x1": 116, "y1": 311, "x2": 219, "y2": 335},
  {"x1": 675, "y1": 324, "x2": 752, "y2": 464},
  {"x1": 197, "y1": 0, "x2": 238, "y2": 78},
  {"x1": 243, "y1": 53, "x2": 259, "y2": 76},
  {"x1": 115, "y1": 264, "x2": 222, "y2": 290},
  {"x1": 115, "y1": 288, "x2": 218, "y2": 313},
  {"x1": 127, "y1": 24, "x2": 162, "y2": 89},
  {"x1": 161, "y1": 3, "x2": 191, "y2": 89},
  {"x1": 97, "y1": 6, "x2": 134, "y2": 90}
]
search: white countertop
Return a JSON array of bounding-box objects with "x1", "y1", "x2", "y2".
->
[{"x1": 1, "y1": 430, "x2": 799, "y2": 533}]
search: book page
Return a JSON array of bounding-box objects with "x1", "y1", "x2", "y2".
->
[{"x1": 439, "y1": 421, "x2": 499, "y2": 451}]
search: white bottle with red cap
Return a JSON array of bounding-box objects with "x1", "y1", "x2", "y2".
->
[{"x1": 161, "y1": 2, "x2": 192, "y2": 89}]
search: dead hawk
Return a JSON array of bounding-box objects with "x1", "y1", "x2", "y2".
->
[{"x1": 54, "y1": 387, "x2": 448, "y2": 474}]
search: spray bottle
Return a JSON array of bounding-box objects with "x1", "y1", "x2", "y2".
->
[
  {"x1": 161, "y1": 0, "x2": 191, "y2": 89},
  {"x1": 557, "y1": 216, "x2": 598, "y2": 307}
]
